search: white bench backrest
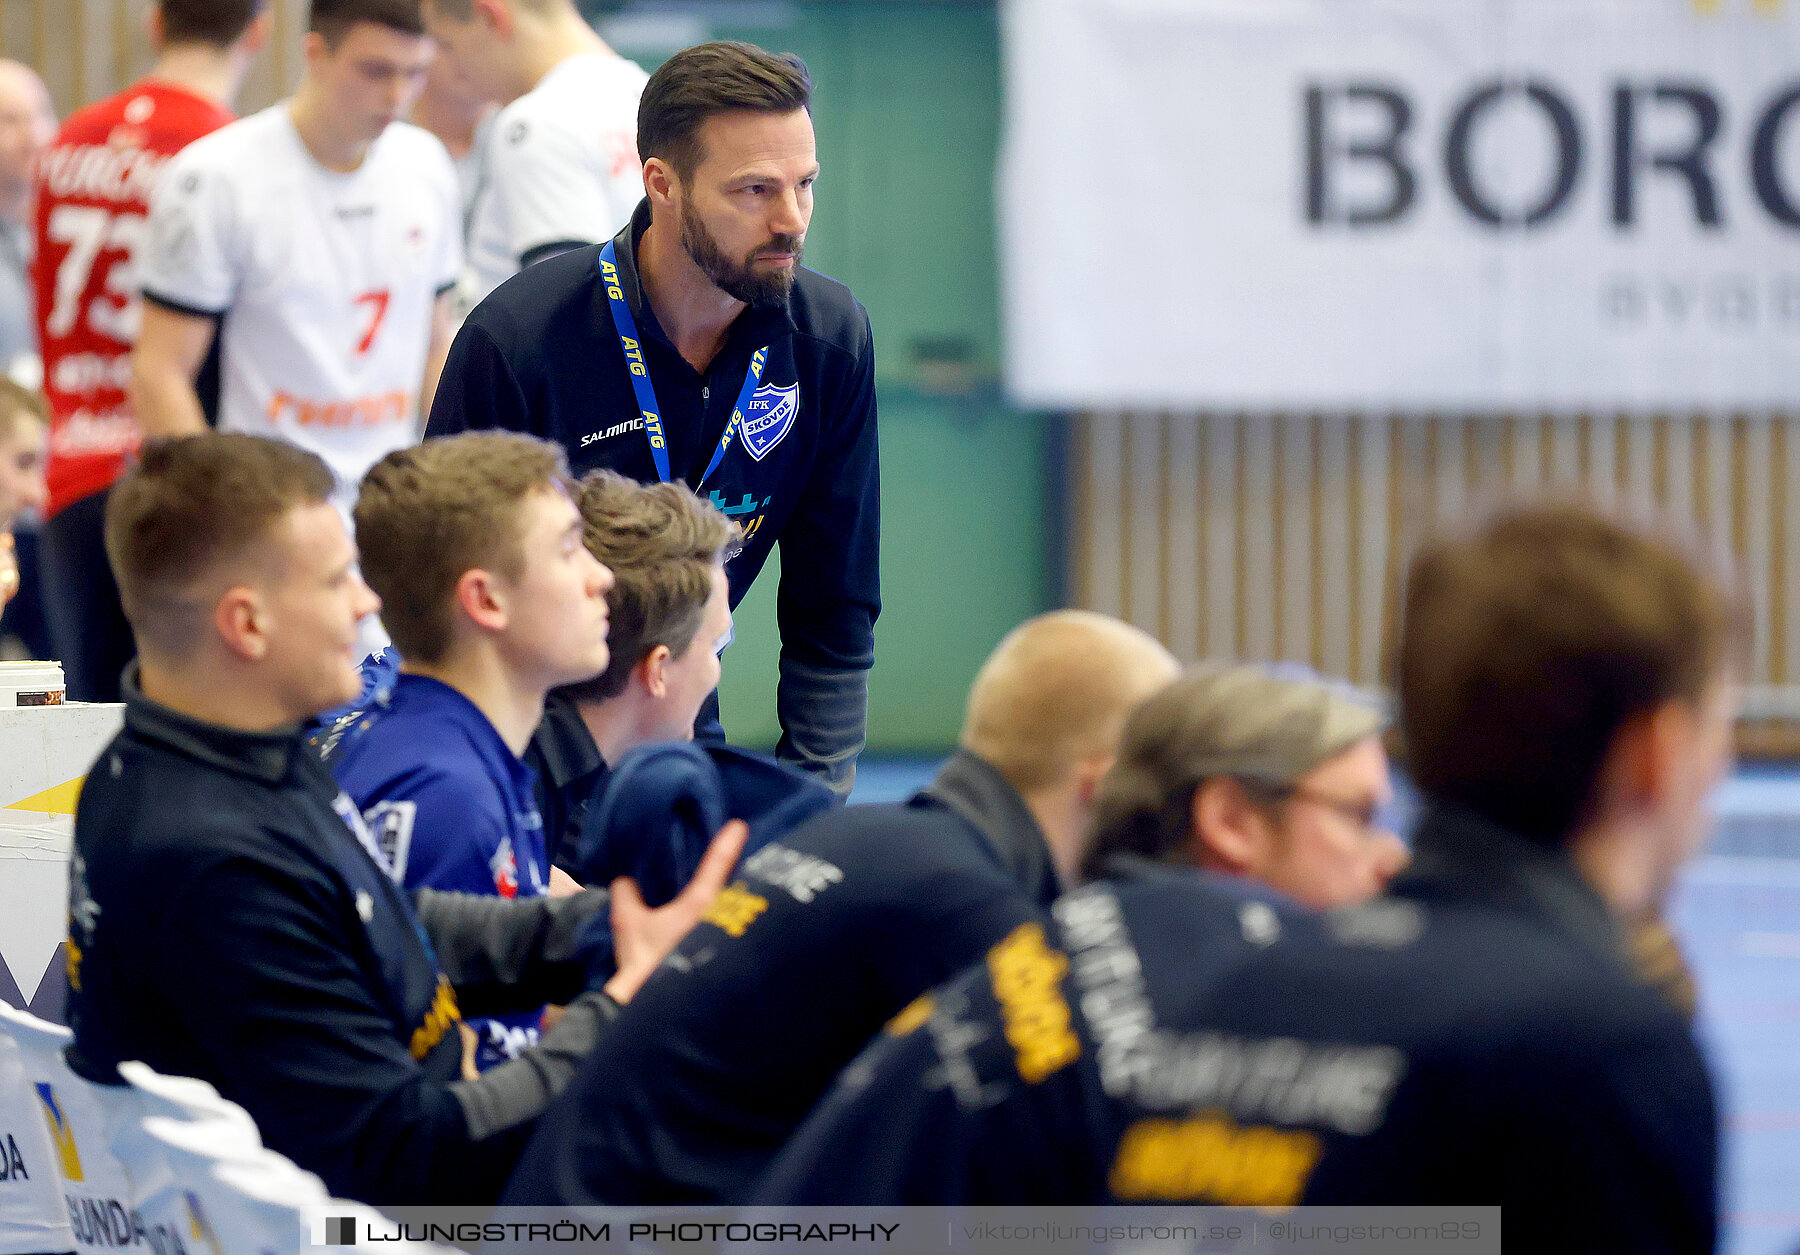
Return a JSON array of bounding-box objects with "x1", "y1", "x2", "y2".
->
[{"x1": 0, "y1": 1028, "x2": 76, "y2": 1255}]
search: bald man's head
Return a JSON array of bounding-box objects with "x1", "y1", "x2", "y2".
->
[
  {"x1": 0, "y1": 60, "x2": 53, "y2": 211},
  {"x1": 961, "y1": 611, "x2": 1179, "y2": 797}
]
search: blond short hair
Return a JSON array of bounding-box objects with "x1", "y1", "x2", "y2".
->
[
  {"x1": 559, "y1": 470, "x2": 737, "y2": 704},
  {"x1": 0, "y1": 378, "x2": 46, "y2": 446},
  {"x1": 355, "y1": 433, "x2": 571, "y2": 665},
  {"x1": 960, "y1": 611, "x2": 1178, "y2": 794}
]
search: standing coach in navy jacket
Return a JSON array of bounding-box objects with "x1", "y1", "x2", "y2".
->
[{"x1": 427, "y1": 41, "x2": 878, "y2": 796}]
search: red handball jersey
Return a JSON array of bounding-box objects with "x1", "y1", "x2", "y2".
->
[{"x1": 32, "y1": 80, "x2": 233, "y2": 518}]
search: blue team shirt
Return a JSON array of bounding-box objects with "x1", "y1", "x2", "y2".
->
[{"x1": 324, "y1": 673, "x2": 551, "y2": 1069}]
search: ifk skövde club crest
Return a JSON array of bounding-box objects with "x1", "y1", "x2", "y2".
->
[{"x1": 740, "y1": 382, "x2": 800, "y2": 461}]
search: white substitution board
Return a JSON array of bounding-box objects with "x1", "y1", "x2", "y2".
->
[
  {"x1": 1001, "y1": 0, "x2": 1800, "y2": 411},
  {"x1": 0, "y1": 704, "x2": 124, "y2": 1019}
]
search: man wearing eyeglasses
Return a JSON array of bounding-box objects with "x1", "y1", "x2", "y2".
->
[
  {"x1": 502, "y1": 644, "x2": 1409, "y2": 1210},
  {"x1": 758, "y1": 506, "x2": 1732, "y2": 1248},
  {"x1": 1079, "y1": 662, "x2": 1409, "y2": 909}
]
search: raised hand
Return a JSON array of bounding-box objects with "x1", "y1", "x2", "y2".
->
[{"x1": 602, "y1": 819, "x2": 750, "y2": 1004}]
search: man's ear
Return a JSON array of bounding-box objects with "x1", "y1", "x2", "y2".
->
[
  {"x1": 637, "y1": 644, "x2": 673, "y2": 700},
  {"x1": 1599, "y1": 702, "x2": 1689, "y2": 819},
  {"x1": 1192, "y1": 777, "x2": 1272, "y2": 875},
  {"x1": 239, "y1": 8, "x2": 274, "y2": 54},
  {"x1": 473, "y1": 0, "x2": 515, "y2": 37},
  {"x1": 214, "y1": 586, "x2": 268, "y2": 662},
  {"x1": 643, "y1": 158, "x2": 678, "y2": 212},
  {"x1": 301, "y1": 29, "x2": 328, "y2": 71},
  {"x1": 1074, "y1": 752, "x2": 1116, "y2": 809},
  {"x1": 454, "y1": 567, "x2": 508, "y2": 634}
]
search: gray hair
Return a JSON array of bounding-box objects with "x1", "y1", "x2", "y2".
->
[{"x1": 1082, "y1": 662, "x2": 1384, "y2": 878}]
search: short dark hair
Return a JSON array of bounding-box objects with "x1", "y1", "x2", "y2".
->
[
  {"x1": 161, "y1": 0, "x2": 267, "y2": 47},
  {"x1": 1397, "y1": 502, "x2": 1748, "y2": 846},
  {"x1": 557, "y1": 470, "x2": 736, "y2": 705},
  {"x1": 106, "y1": 434, "x2": 336, "y2": 659},
  {"x1": 638, "y1": 41, "x2": 812, "y2": 182},
  {"x1": 308, "y1": 0, "x2": 425, "y2": 45},
  {"x1": 354, "y1": 432, "x2": 571, "y2": 666}
]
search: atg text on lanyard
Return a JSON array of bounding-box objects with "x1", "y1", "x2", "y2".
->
[{"x1": 600, "y1": 240, "x2": 767, "y2": 488}]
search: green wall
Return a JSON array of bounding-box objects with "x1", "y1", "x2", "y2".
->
[{"x1": 606, "y1": 2, "x2": 1055, "y2": 753}]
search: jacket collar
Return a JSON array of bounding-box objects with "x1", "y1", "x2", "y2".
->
[
  {"x1": 1094, "y1": 851, "x2": 1297, "y2": 908},
  {"x1": 532, "y1": 690, "x2": 607, "y2": 795},
  {"x1": 1397, "y1": 805, "x2": 1628, "y2": 970},
  {"x1": 916, "y1": 748, "x2": 1062, "y2": 907},
  {"x1": 121, "y1": 663, "x2": 307, "y2": 787},
  {"x1": 605, "y1": 199, "x2": 798, "y2": 354}
]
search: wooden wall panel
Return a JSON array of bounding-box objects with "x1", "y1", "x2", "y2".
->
[
  {"x1": 1, "y1": 0, "x2": 304, "y2": 120},
  {"x1": 1075, "y1": 413, "x2": 1800, "y2": 695}
]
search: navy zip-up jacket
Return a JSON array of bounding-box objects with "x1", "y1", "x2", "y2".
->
[
  {"x1": 326, "y1": 674, "x2": 556, "y2": 1071},
  {"x1": 753, "y1": 808, "x2": 1718, "y2": 1253},
  {"x1": 426, "y1": 201, "x2": 880, "y2": 793},
  {"x1": 499, "y1": 749, "x2": 1055, "y2": 1207},
  {"x1": 65, "y1": 670, "x2": 623, "y2": 1206}
]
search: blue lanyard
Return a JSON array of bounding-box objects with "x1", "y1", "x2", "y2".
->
[{"x1": 599, "y1": 240, "x2": 766, "y2": 488}]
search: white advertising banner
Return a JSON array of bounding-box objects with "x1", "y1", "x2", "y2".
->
[{"x1": 1000, "y1": 0, "x2": 1800, "y2": 410}]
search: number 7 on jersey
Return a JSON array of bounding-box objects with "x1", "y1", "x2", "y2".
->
[{"x1": 353, "y1": 290, "x2": 391, "y2": 356}]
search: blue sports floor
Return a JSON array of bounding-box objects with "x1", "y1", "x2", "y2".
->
[{"x1": 850, "y1": 760, "x2": 1800, "y2": 1255}]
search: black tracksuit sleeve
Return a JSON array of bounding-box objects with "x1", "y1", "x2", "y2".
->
[
  {"x1": 776, "y1": 314, "x2": 881, "y2": 672},
  {"x1": 424, "y1": 320, "x2": 540, "y2": 441},
  {"x1": 414, "y1": 886, "x2": 608, "y2": 1016},
  {"x1": 157, "y1": 856, "x2": 529, "y2": 1205},
  {"x1": 772, "y1": 314, "x2": 881, "y2": 790}
]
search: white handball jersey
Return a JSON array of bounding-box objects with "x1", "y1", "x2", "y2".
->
[
  {"x1": 139, "y1": 105, "x2": 460, "y2": 506},
  {"x1": 464, "y1": 52, "x2": 647, "y2": 302}
]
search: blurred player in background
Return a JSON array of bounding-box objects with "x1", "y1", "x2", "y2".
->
[
  {"x1": 0, "y1": 59, "x2": 55, "y2": 378},
  {"x1": 407, "y1": 47, "x2": 494, "y2": 326},
  {"x1": 409, "y1": 46, "x2": 493, "y2": 210},
  {"x1": 130, "y1": 0, "x2": 460, "y2": 522},
  {"x1": 422, "y1": 0, "x2": 646, "y2": 303},
  {"x1": 0, "y1": 63, "x2": 55, "y2": 656},
  {"x1": 0, "y1": 379, "x2": 46, "y2": 611},
  {"x1": 32, "y1": 0, "x2": 270, "y2": 702}
]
